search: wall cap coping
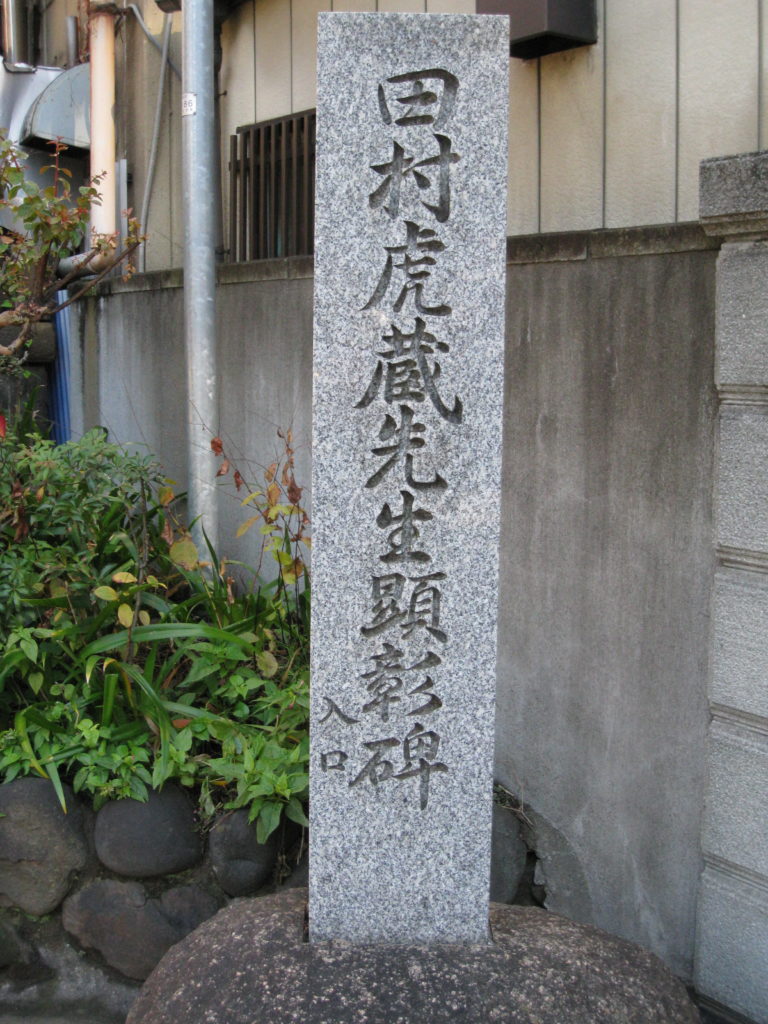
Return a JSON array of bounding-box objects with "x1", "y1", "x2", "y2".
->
[
  {"x1": 700, "y1": 151, "x2": 768, "y2": 239},
  {"x1": 506, "y1": 222, "x2": 718, "y2": 265},
  {"x1": 84, "y1": 223, "x2": 718, "y2": 299},
  {"x1": 86, "y1": 255, "x2": 315, "y2": 297}
]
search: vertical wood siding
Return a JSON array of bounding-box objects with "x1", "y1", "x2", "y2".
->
[
  {"x1": 221, "y1": 0, "x2": 766, "y2": 238},
  {"x1": 84, "y1": 0, "x2": 768, "y2": 269},
  {"x1": 677, "y1": 0, "x2": 759, "y2": 221},
  {"x1": 604, "y1": 0, "x2": 677, "y2": 228},
  {"x1": 539, "y1": 5, "x2": 605, "y2": 232}
]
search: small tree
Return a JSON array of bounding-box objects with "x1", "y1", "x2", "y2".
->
[{"x1": 0, "y1": 132, "x2": 141, "y2": 362}]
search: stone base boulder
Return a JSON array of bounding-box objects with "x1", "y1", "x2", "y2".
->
[
  {"x1": 94, "y1": 786, "x2": 202, "y2": 878},
  {"x1": 63, "y1": 880, "x2": 221, "y2": 981},
  {"x1": 0, "y1": 779, "x2": 89, "y2": 916},
  {"x1": 127, "y1": 888, "x2": 700, "y2": 1024},
  {"x1": 208, "y1": 809, "x2": 280, "y2": 896}
]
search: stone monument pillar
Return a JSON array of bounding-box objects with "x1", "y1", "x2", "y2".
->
[{"x1": 310, "y1": 12, "x2": 509, "y2": 944}]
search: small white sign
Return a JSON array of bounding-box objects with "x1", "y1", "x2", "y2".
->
[{"x1": 182, "y1": 93, "x2": 197, "y2": 117}]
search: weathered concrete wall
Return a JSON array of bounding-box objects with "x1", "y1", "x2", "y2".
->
[
  {"x1": 496, "y1": 225, "x2": 717, "y2": 981},
  {"x1": 72, "y1": 224, "x2": 716, "y2": 981},
  {"x1": 70, "y1": 259, "x2": 313, "y2": 570}
]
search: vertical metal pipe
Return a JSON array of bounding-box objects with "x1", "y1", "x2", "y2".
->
[
  {"x1": 66, "y1": 16, "x2": 79, "y2": 68},
  {"x1": 139, "y1": 13, "x2": 172, "y2": 273},
  {"x1": 89, "y1": 7, "x2": 116, "y2": 239},
  {"x1": 182, "y1": 0, "x2": 218, "y2": 554},
  {"x1": 2, "y1": 0, "x2": 30, "y2": 67}
]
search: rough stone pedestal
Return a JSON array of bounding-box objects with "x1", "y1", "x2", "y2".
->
[{"x1": 126, "y1": 889, "x2": 699, "y2": 1024}]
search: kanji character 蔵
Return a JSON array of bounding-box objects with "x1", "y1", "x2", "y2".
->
[{"x1": 356, "y1": 317, "x2": 462, "y2": 423}]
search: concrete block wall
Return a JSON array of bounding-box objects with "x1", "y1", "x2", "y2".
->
[{"x1": 697, "y1": 153, "x2": 768, "y2": 1024}]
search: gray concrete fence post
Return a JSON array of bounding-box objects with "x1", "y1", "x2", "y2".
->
[{"x1": 697, "y1": 151, "x2": 768, "y2": 1024}]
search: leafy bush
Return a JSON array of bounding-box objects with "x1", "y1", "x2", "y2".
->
[
  {"x1": 0, "y1": 131, "x2": 141, "y2": 361},
  {"x1": 0, "y1": 420, "x2": 309, "y2": 841}
]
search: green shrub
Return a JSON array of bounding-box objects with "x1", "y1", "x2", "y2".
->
[{"x1": 0, "y1": 421, "x2": 309, "y2": 842}]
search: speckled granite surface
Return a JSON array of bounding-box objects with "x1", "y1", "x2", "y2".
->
[
  {"x1": 126, "y1": 889, "x2": 701, "y2": 1024},
  {"x1": 310, "y1": 12, "x2": 509, "y2": 945}
]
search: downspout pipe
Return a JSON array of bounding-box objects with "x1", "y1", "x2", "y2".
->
[
  {"x1": 182, "y1": 0, "x2": 218, "y2": 553},
  {"x1": 58, "y1": 5, "x2": 117, "y2": 279},
  {"x1": 2, "y1": 0, "x2": 32, "y2": 69},
  {"x1": 138, "y1": 13, "x2": 172, "y2": 273},
  {"x1": 89, "y1": 4, "x2": 117, "y2": 241}
]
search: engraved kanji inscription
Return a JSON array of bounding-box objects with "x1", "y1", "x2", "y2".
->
[
  {"x1": 366, "y1": 405, "x2": 447, "y2": 491},
  {"x1": 377, "y1": 69, "x2": 458, "y2": 129},
  {"x1": 369, "y1": 134, "x2": 459, "y2": 223},
  {"x1": 356, "y1": 317, "x2": 462, "y2": 424}
]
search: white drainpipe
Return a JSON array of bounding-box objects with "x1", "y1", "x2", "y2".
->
[
  {"x1": 182, "y1": 0, "x2": 218, "y2": 553},
  {"x1": 58, "y1": 8, "x2": 116, "y2": 280},
  {"x1": 89, "y1": 4, "x2": 116, "y2": 240}
]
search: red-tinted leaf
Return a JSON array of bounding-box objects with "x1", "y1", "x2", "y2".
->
[
  {"x1": 0, "y1": 413, "x2": 6, "y2": 439},
  {"x1": 161, "y1": 514, "x2": 174, "y2": 546},
  {"x1": 210, "y1": 436, "x2": 224, "y2": 456},
  {"x1": 264, "y1": 461, "x2": 278, "y2": 483},
  {"x1": 233, "y1": 470, "x2": 244, "y2": 491},
  {"x1": 287, "y1": 476, "x2": 303, "y2": 505},
  {"x1": 215, "y1": 458, "x2": 230, "y2": 478}
]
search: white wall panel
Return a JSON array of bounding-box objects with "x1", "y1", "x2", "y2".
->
[
  {"x1": 378, "y1": 0, "x2": 427, "y2": 12},
  {"x1": 678, "y1": 0, "x2": 759, "y2": 222},
  {"x1": 221, "y1": 1, "x2": 256, "y2": 138},
  {"x1": 255, "y1": 0, "x2": 292, "y2": 121},
  {"x1": 604, "y1": 0, "x2": 676, "y2": 228},
  {"x1": 539, "y1": 0, "x2": 605, "y2": 232},
  {"x1": 506, "y1": 57, "x2": 539, "y2": 236},
  {"x1": 331, "y1": 0, "x2": 376, "y2": 10},
  {"x1": 292, "y1": 0, "x2": 331, "y2": 113},
  {"x1": 166, "y1": 22, "x2": 184, "y2": 270},
  {"x1": 220, "y1": 0, "x2": 256, "y2": 252},
  {"x1": 137, "y1": 0, "x2": 768, "y2": 267},
  {"x1": 761, "y1": 0, "x2": 768, "y2": 150},
  {"x1": 426, "y1": 0, "x2": 475, "y2": 12}
]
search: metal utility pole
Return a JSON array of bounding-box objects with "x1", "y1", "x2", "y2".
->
[{"x1": 182, "y1": 0, "x2": 218, "y2": 554}]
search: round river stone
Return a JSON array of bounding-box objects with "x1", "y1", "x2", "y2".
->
[
  {"x1": 0, "y1": 778, "x2": 88, "y2": 915},
  {"x1": 127, "y1": 888, "x2": 700, "y2": 1023},
  {"x1": 94, "y1": 785, "x2": 201, "y2": 878}
]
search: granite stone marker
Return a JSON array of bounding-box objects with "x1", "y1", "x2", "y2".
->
[{"x1": 310, "y1": 12, "x2": 509, "y2": 944}]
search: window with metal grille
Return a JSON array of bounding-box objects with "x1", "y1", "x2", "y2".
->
[{"x1": 228, "y1": 110, "x2": 316, "y2": 262}]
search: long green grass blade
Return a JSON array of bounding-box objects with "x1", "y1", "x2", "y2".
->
[{"x1": 82, "y1": 622, "x2": 256, "y2": 657}]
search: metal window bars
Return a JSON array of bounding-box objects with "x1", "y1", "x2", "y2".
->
[{"x1": 228, "y1": 109, "x2": 316, "y2": 262}]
